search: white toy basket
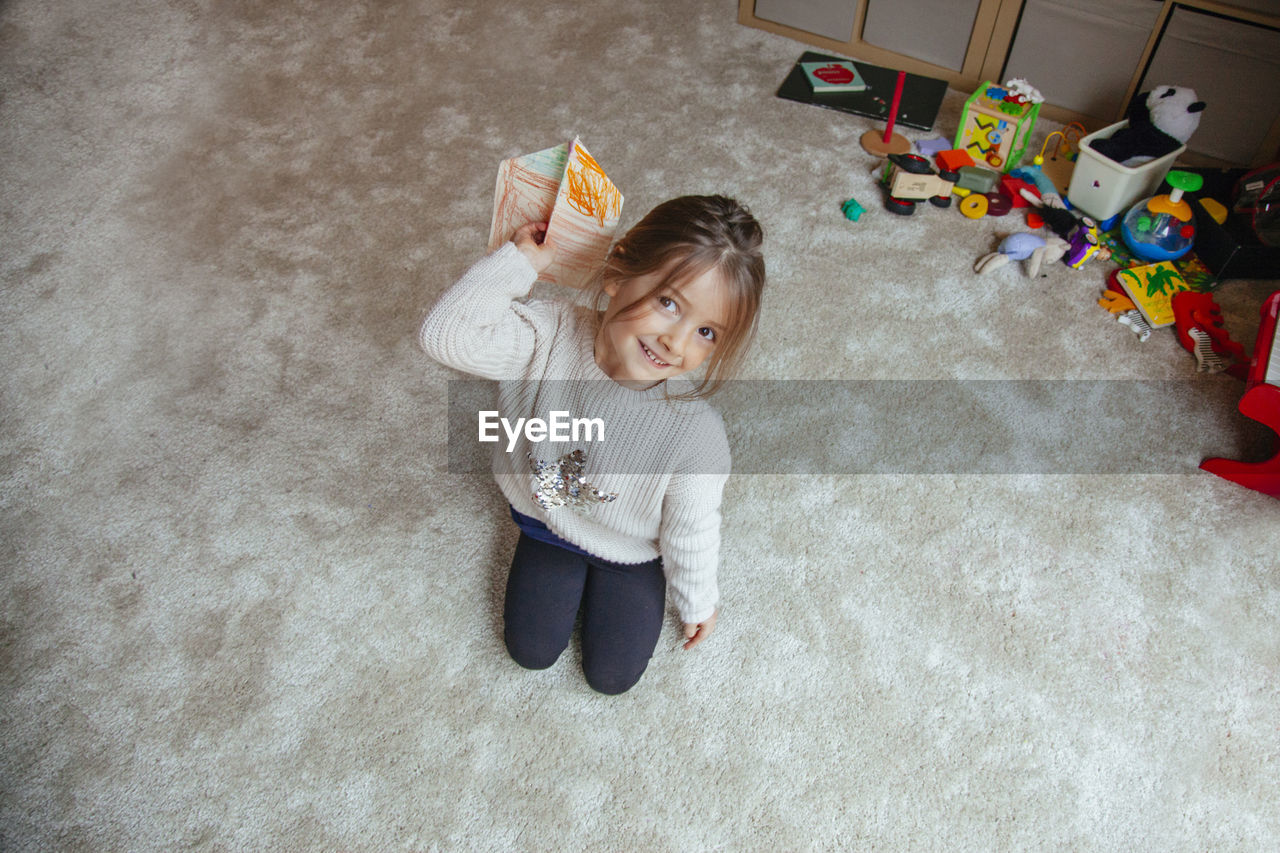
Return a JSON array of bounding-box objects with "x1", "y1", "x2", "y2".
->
[{"x1": 1067, "y1": 121, "x2": 1185, "y2": 221}]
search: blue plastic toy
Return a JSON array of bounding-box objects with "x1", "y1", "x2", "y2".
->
[{"x1": 1120, "y1": 170, "x2": 1203, "y2": 262}]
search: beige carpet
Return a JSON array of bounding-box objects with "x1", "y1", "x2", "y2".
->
[{"x1": 3, "y1": 1, "x2": 1278, "y2": 849}]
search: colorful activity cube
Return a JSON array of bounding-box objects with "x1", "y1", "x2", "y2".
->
[{"x1": 954, "y1": 81, "x2": 1041, "y2": 173}]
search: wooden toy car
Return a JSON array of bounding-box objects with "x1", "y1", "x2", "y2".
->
[{"x1": 881, "y1": 153, "x2": 958, "y2": 215}]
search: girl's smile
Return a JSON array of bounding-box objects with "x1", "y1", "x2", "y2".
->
[
  {"x1": 594, "y1": 264, "x2": 731, "y2": 390},
  {"x1": 639, "y1": 340, "x2": 674, "y2": 368}
]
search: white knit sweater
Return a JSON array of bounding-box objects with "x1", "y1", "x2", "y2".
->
[{"x1": 420, "y1": 243, "x2": 729, "y2": 623}]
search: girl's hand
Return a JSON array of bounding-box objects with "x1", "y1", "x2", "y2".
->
[
  {"x1": 682, "y1": 609, "x2": 717, "y2": 650},
  {"x1": 513, "y1": 221, "x2": 556, "y2": 274}
]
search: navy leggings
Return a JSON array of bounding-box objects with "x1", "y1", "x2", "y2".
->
[{"x1": 503, "y1": 533, "x2": 666, "y2": 695}]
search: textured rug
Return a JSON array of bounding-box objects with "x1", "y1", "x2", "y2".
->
[{"x1": 2, "y1": 1, "x2": 1277, "y2": 850}]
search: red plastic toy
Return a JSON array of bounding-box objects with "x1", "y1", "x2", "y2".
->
[
  {"x1": 999, "y1": 175, "x2": 1035, "y2": 208},
  {"x1": 1171, "y1": 291, "x2": 1248, "y2": 379},
  {"x1": 935, "y1": 149, "x2": 976, "y2": 173},
  {"x1": 1200, "y1": 290, "x2": 1280, "y2": 499}
]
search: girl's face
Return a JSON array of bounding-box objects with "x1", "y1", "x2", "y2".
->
[{"x1": 594, "y1": 264, "x2": 731, "y2": 390}]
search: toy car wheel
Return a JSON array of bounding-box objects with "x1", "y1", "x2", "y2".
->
[
  {"x1": 889, "y1": 153, "x2": 933, "y2": 175},
  {"x1": 929, "y1": 195, "x2": 952, "y2": 208},
  {"x1": 938, "y1": 169, "x2": 960, "y2": 182},
  {"x1": 885, "y1": 196, "x2": 916, "y2": 215}
]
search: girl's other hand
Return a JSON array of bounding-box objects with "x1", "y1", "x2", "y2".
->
[
  {"x1": 513, "y1": 222, "x2": 556, "y2": 274},
  {"x1": 682, "y1": 609, "x2": 717, "y2": 650}
]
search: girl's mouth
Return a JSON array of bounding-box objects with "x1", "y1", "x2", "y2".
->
[{"x1": 640, "y1": 341, "x2": 670, "y2": 368}]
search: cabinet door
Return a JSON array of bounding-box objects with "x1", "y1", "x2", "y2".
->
[
  {"x1": 1140, "y1": 7, "x2": 1280, "y2": 166},
  {"x1": 1002, "y1": 0, "x2": 1162, "y2": 120},
  {"x1": 740, "y1": 0, "x2": 1017, "y2": 89},
  {"x1": 861, "y1": 0, "x2": 982, "y2": 73},
  {"x1": 754, "y1": 0, "x2": 858, "y2": 42}
]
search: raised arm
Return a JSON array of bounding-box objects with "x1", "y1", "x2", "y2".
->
[{"x1": 418, "y1": 223, "x2": 558, "y2": 380}]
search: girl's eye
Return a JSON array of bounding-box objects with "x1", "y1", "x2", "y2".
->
[
  {"x1": 658, "y1": 296, "x2": 678, "y2": 312},
  {"x1": 699, "y1": 327, "x2": 716, "y2": 342}
]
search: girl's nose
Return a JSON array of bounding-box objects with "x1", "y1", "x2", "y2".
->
[{"x1": 658, "y1": 329, "x2": 685, "y2": 364}]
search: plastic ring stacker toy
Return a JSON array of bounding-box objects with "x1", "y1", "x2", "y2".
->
[
  {"x1": 985, "y1": 192, "x2": 1012, "y2": 217},
  {"x1": 960, "y1": 194, "x2": 989, "y2": 218}
]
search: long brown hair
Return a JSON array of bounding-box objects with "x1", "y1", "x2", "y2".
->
[{"x1": 594, "y1": 195, "x2": 765, "y2": 399}]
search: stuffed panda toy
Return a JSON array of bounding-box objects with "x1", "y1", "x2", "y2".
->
[{"x1": 1091, "y1": 86, "x2": 1206, "y2": 166}]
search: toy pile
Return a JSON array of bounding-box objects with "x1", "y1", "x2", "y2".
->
[
  {"x1": 851, "y1": 80, "x2": 1264, "y2": 378},
  {"x1": 829, "y1": 66, "x2": 1280, "y2": 498}
]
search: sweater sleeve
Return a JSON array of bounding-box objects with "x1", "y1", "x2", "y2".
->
[
  {"x1": 659, "y1": 411, "x2": 732, "y2": 624},
  {"x1": 418, "y1": 242, "x2": 542, "y2": 380}
]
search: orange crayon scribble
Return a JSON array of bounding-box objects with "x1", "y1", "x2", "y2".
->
[{"x1": 563, "y1": 148, "x2": 622, "y2": 225}]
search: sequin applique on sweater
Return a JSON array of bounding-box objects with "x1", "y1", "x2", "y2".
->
[{"x1": 529, "y1": 450, "x2": 617, "y2": 511}]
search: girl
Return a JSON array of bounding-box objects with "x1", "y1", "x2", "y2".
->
[{"x1": 421, "y1": 195, "x2": 765, "y2": 694}]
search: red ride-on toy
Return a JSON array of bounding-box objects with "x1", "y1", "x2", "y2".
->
[{"x1": 881, "y1": 153, "x2": 958, "y2": 215}]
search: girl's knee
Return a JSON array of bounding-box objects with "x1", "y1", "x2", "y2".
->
[
  {"x1": 583, "y1": 661, "x2": 648, "y2": 695},
  {"x1": 504, "y1": 630, "x2": 564, "y2": 671}
]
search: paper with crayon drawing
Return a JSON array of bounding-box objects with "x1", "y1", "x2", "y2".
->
[{"x1": 487, "y1": 137, "x2": 623, "y2": 289}]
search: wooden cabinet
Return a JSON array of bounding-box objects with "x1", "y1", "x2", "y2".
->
[
  {"x1": 752, "y1": 0, "x2": 860, "y2": 42},
  {"x1": 742, "y1": 0, "x2": 1015, "y2": 88},
  {"x1": 1001, "y1": 0, "x2": 1162, "y2": 121},
  {"x1": 739, "y1": 0, "x2": 1280, "y2": 166},
  {"x1": 1139, "y1": 5, "x2": 1280, "y2": 166}
]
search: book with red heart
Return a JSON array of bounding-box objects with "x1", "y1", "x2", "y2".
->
[{"x1": 801, "y1": 60, "x2": 867, "y2": 93}]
